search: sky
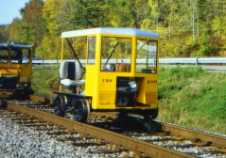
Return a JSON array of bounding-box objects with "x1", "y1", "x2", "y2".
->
[{"x1": 0, "y1": 0, "x2": 29, "y2": 25}]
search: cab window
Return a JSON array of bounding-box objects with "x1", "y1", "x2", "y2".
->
[
  {"x1": 0, "y1": 49, "x2": 19, "y2": 64},
  {"x1": 136, "y1": 39, "x2": 157, "y2": 73},
  {"x1": 21, "y1": 49, "x2": 30, "y2": 64},
  {"x1": 64, "y1": 37, "x2": 87, "y2": 68},
  {"x1": 101, "y1": 37, "x2": 132, "y2": 72}
]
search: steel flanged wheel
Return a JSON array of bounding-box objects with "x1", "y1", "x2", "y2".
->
[
  {"x1": 53, "y1": 95, "x2": 66, "y2": 117},
  {"x1": 72, "y1": 99, "x2": 90, "y2": 122},
  {"x1": 150, "y1": 109, "x2": 159, "y2": 119}
]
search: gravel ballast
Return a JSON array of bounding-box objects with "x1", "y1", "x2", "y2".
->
[{"x1": 0, "y1": 111, "x2": 125, "y2": 158}]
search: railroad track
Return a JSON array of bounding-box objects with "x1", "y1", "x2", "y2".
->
[
  {"x1": 89, "y1": 113, "x2": 226, "y2": 158},
  {"x1": 1, "y1": 100, "x2": 226, "y2": 158},
  {"x1": 0, "y1": 107, "x2": 134, "y2": 158}
]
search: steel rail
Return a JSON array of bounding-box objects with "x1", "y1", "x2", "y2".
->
[
  {"x1": 7, "y1": 104, "x2": 193, "y2": 158},
  {"x1": 88, "y1": 112, "x2": 226, "y2": 153},
  {"x1": 29, "y1": 95, "x2": 50, "y2": 104},
  {"x1": 161, "y1": 122, "x2": 226, "y2": 149},
  {"x1": 90, "y1": 112, "x2": 226, "y2": 149},
  {"x1": 79, "y1": 111, "x2": 226, "y2": 149}
]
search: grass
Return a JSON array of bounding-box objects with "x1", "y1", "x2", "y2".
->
[
  {"x1": 31, "y1": 65, "x2": 58, "y2": 96},
  {"x1": 159, "y1": 66, "x2": 226, "y2": 134},
  {"x1": 31, "y1": 65, "x2": 226, "y2": 134}
]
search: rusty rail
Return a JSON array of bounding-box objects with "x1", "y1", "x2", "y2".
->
[
  {"x1": 7, "y1": 104, "x2": 193, "y2": 158},
  {"x1": 29, "y1": 95, "x2": 50, "y2": 104},
  {"x1": 161, "y1": 122, "x2": 226, "y2": 149}
]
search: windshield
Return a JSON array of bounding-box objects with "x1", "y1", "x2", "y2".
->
[
  {"x1": 0, "y1": 48, "x2": 30, "y2": 64},
  {"x1": 136, "y1": 39, "x2": 157, "y2": 73},
  {"x1": 0, "y1": 49, "x2": 20, "y2": 64},
  {"x1": 101, "y1": 37, "x2": 132, "y2": 72}
]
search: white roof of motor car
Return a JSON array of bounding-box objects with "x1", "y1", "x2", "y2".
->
[{"x1": 61, "y1": 28, "x2": 159, "y2": 38}]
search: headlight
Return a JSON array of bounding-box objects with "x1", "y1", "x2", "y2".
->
[
  {"x1": 128, "y1": 81, "x2": 137, "y2": 93},
  {"x1": 16, "y1": 84, "x2": 20, "y2": 88},
  {"x1": 16, "y1": 83, "x2": 28, "y2": 88}
]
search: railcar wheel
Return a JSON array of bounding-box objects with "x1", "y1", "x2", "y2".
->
[
  {"x1": 72, "y1": 99, "x2": 90, "y2": 122},
  {"x1": 142, "y1": 109, "x2": 160, "y2": 132},
  {"x1": 0, "y1": 99, "x2": 7, "y2": 108},
  {"x1": 53, "y1": 95, "x2": 66, "y2": 117},
  {"x1": 144, "y1": 109, "x2": 159, "y2": 120}
]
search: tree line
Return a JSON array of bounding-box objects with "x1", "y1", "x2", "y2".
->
[{"x1": 0, "y1": 0, "x2": 226, "y2": 58}]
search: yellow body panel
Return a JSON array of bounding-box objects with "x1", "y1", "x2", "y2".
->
[
  {"x1": 86, "y1": 72, "x2": 158, "y2": 110},
  {"x1": 0, "y1": 63, "x2": 32, "y2": 82},
  {"x1": 136, "y1": 75, "x2": 158, "y2": 108},
  {"x1": 19, "y1": 63, "x2": 32, "y2": 83},
  {"x1": 0, "y1": 65, "x2": 20, "y2": 77},
  {"x1": 84, "y1": 65, "x2": 99, "y2": 108}
]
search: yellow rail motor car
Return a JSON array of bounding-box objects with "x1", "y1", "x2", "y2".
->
[
  {"x1": 0, "y1": 43, "x2": 33, "y2": 96},
  {"x1": 53, "y1": 28, "x2": 159, "y2": 122}
]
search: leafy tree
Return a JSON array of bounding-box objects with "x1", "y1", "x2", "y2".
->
[
  {"x1": 0, "y1": 25, "x2": 9, "y2": 42},
  {"x1": 8, "y1": 18, "x2": 26, "y2": 42},
  {"x1": 21, "y1": 0, "x2": 46, "y2": 46},
  {"x1": 42, "y1": 0, "x2": 63, "y2": 36},
  {"x1": 2, "y1": 0, "x2": 226, "y2": 57}
]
